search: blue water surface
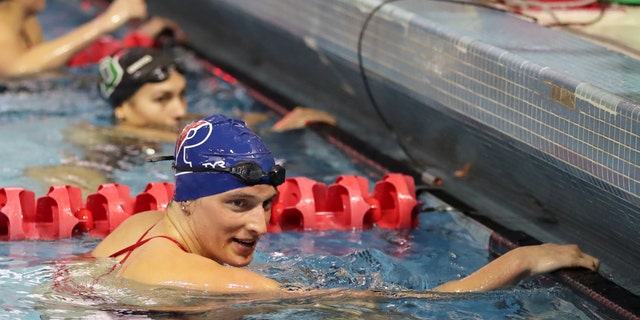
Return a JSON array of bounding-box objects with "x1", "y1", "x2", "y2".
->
[{"x1": 0, "y1": 205, "x2": 606, "y2": 319}]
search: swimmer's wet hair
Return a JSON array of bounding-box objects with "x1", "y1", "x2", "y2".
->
[{"x1": 98, "y1": 47, "x2": 184, "y2": 108}]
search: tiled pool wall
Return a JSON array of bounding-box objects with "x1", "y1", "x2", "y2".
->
[{"x1": 148, "y1": 0, "x2": 640, "y2": 293}]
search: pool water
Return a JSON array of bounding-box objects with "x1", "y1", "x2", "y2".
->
[
  {"x1": 0, "y1": 204, "x2": 605, "y2": 319},
  {"x1": 0, "y1": 0, "x2": 612, "y2": 318}
]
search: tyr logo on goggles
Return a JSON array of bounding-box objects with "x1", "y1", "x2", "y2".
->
[{"x1": 172, "y1": 161, "x2": 286, "y2": 187}]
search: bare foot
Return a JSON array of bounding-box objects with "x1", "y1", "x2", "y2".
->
[{"x1": 273, "y1": 107, "x2": 337, "y2": 132}]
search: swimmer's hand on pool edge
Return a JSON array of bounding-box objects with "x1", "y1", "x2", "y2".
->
[{"x1": 432, "y1": 243, "x2": 599, "y2": 293}]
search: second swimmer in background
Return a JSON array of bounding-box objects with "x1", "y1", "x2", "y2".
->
[
  {"x1": 97, "y1": 46, "x2": 193, "y2": 142},
  {"x1": 25, "y1": 47, "x2": 197, "y2": 195}
]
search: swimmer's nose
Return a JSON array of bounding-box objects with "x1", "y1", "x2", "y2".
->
[
  {"x1": 173, "y1": 99, "x2": 188, "y2": 117},
  {"x1": 246, "y1": 207, "x2": 268, "y2": 236},
  {"x1": 169, "y1": 98, "x2": 188, "y2": 123}
]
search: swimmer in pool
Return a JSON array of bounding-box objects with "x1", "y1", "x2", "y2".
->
[
  {"x1": 97, "y1": 46, "x2": 336, "y2": 140},
  {"x1": 97, "y1": 46, "x2": 193, "y2": 142},
  {"x1": 24, "y1": 47, "x2": 192, "y2": 195},
  {"x1": 91, "y1": 113, "x2": 599, "y2": 293},
  {"x1": 0, "y1": 0, "x2": 185, "y2": 78}
]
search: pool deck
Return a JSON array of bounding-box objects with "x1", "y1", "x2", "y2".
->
[
  {"x1": 518, "y1": 4, "x2": 640, "y2": 58},
  {"x1": 148, "y1": 0, "x2": 640, "y2": 299}
]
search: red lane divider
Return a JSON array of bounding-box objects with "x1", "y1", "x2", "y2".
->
[
  {"x1": 85, "y1": 184, "x2": 133, "y2": 238},
  {"x1": 0, "y1": 174, "x2": 420, "y2": 241},
  {"x1": 0, "y1": 188, "x2": 36, "y2": 241},
  {"x1": 134, "y1": 182, "x2": 174, "y2": 214},
  {"x1": 268, "y1": 173, "x2": 420, "y2": 232}
]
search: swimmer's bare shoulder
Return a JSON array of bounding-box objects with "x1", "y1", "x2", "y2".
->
[
  {"x1": 120, "y1": 245, "x2": 282, "y2": 293},
  {"x1": 92, "y1": 210, "x2": 281, "y2": 292},
  {"x1": 91, "y1": 210, "x2": 164, "y2": 258}
]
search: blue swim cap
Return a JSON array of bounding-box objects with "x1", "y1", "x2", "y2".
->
[{"x1": 173, "y1": 114, "x2": 277, "y2": 201}]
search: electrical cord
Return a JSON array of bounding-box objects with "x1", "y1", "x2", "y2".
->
[
  {"x1": 356, "y1": 0, "x2": 423, "y2": 169},
  {"x1": 355, "y1": 0, "x2": 534, "y2": 175},
  {"x1": 504, "y1": 0, "x2": 608, "y2": 27},
  {"x1": 355, "y1": 0, "x2": 609, "y2": 176},
  {"x1": 544, "y1": 0, "x2": 608, "y2": 27}
]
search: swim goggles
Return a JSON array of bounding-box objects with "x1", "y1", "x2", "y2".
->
[
  {"x1": 173, "y1": 160, "x2": 285, "y2": 187},
  {"x1": 133, "y1": 63, "x2": 184, "y2": 84},
  {"x1": 148, "y1": 154, "x2": 286, "y2": 187}
]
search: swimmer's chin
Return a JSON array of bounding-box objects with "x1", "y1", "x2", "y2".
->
[
  {"x1": 208, "y1": 256, "x2": 253, "y2": 268},
  {"x1": 224, "y1": 259, "x2": 253, "y2": 268}
]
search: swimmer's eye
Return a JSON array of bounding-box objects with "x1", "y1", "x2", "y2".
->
[
  {"x1": 155, "y1": 93, "x2": 172, "y2": 104},
  {"x1": 228, "y1": 199, "x2": 249, "y2": 211},
  {"x1": 263, "y1": 198, "x2": 274, "y2": 211}
]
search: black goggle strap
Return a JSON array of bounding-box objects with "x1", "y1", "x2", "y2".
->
[
  {"x1": 266, "y1": 165, "x2": 286, "y2": 186},
  {"x1": 147, "y1": 155, "x2": 175, "y2": 163},
  {"x1": 175, "y1": 163, "x2": 285, "y2": 186},
  {"x1": 152, "y1": 156, "x2": 285, "y2": 186}
]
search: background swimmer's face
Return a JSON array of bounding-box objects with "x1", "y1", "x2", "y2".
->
[{"x1": 114, "y1": 71, "x2": 187, "y2": 128}]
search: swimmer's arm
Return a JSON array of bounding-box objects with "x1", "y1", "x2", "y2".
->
[
  {"x1": 25, "y1": 16, "x2": 43, "y2": 44},
  {"x1": 0, "y1": 0, "x2": 146, "y2": 77},
  {"x1": 432, "y1": 243, "x2": 599, "y2": 292}
]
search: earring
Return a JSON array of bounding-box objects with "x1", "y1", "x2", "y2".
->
[{"x1": 181, "y1": 202, "x2": 190, "y2": 215}]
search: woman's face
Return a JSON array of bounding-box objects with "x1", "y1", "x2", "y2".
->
[
  {"x1": 189, "y1": 184, "x2": 277, "y2": 267},
  {"x1": 115, "y1": 70, "x2": 187, "y2": 128}
]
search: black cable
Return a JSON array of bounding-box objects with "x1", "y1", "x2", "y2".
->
[
  {"x1": 545, "y1": 0, "x2": 608, "y2": 27},
  {"x1": 356, "y1": 0, "x2": 422, "y2": 168},
  {"x1": 356, "y1": 0, "x2": 606, "y2": 174},
  {"x1": 356, "y1": 0, "x2": 539, "y2": 171},
  {"x1": 355, "y1": 0, "x2": 529, "y2": 174}
]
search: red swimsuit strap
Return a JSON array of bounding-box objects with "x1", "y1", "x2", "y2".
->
[
  {"x1": 109, "y1": 223, "x2": 189, "y2": 265},
  {"x1": 114, "y1": 236, "x2": 188, "y2": 265},
  {"x1": 99, "y1": 223, "x2": 189, "y2": 280},
  {"x1": 109, "y1": 223, "x2": 156, "y2": 258}
]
